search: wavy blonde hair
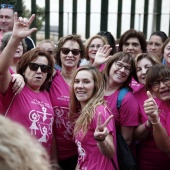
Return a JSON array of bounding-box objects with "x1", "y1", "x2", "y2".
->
[
  {"x1": 0, "y1": 116, "x2": 52, "y2": 170},
  {"x1": 69, "y1": 66, "x2": 106, "y2": 136}
]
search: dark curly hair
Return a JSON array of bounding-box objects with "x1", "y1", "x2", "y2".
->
[{"x1": 118, "y1": 29, "x2": 146, "y2": 53}]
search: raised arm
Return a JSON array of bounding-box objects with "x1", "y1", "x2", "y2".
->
[
  {"x1": 0, "y1": 13, "x2": 37, "y2": 94},
  {"x1": 144, "y1": 91, "x2": 170, "y2": 155}
]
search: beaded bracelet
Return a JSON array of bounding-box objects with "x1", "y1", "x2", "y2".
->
[
  {"x1": 94, "y1": 136, "x2": 105, "y2": 141},
  {"x1": 151, "y1": 117, "x2": 160, "y2": 125}
]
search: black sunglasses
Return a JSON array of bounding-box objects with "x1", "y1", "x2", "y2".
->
[
  {"x1": 28, "y1": 63, "x2": 50, "y2": 73},
  {"x1": 1, "y1": 4, "x2": 14, "y2": 9},
  {"x1": 61, "y1": 48, "x2": 81, "y2": 56}
]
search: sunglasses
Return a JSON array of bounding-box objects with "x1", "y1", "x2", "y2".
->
[
  {"x1": 61, "y1": 48, "x2": 81, "y2": 56},
  {"x1": 28, "y1": 63, "x2": 50, "y2": 73},
  {"x1": 1, "y1": 4, "x2": 14, "y2": 9}
]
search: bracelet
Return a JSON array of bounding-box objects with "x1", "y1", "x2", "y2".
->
[
  {"x1": 150, "y1": 117, "x2": 160, "y2": 125},
  {"x1": 144, "y1": 120, "x2": 152, "y2": 131},
  {"x1": 94, "y1": 136, "x2": 105, "y2": 141}
]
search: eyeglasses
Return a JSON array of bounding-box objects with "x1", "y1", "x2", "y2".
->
[
  {"x1": 1, "y1": 4, "x2": 14, "y2": 9},
  {"x1": 28, "y1": 63, "x2": 50, "y2": 73},
  {"x1": 61, "y1": 48, "x2": 81, "y2": 56},
  {"x1": 150, "y1": 78, "x2": 170, "y2": 89},
  {"x1": 115, "y1": 62, "x2": 132, "y2": 73},
  {"x1": 88, "y1": 44, "x2": 102, "y2": 49}
]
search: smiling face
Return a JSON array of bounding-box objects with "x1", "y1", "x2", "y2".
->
[
  {"x1": 108, "y1": 59, "x2": 131, "y2": 87},
  {"x1": 74, "y1": 70, "x2": 95, "y2": 108},
  {"x1": 24, "y1": 56, "x2": 49, "y2": 92},
  {"x1": 122, "y1": 38, "x2": 142, "y2": 58},
  {"x1": 136, "y1": 58, "x2": 153, "y2": 85},
  {"x1": 88, "y1": 38, "x2": 104, "y2": 64},
  {"x1": 151, "y1": 77, "x2": 170, "y2": 101},
  {"x1": 0, "y1": 8, "x2": 14, "y2": 32},
  {"x1": 60, "y1": 40, "x2": 80, "y2": 68}
]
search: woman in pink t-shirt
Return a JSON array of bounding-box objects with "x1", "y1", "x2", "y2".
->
[
  {"x1": 0, "y1": 14, "x2": 56, "y2": 163},
  {"x1": 118, "y1": 29, "x2": 147, "y2": 92},
  {"x1": 103, "y1": 52, "x2": 139, "y2": 144},
  {"x1": 133, "y1": 53, "x2": 170, "y2": 169},
  {"x1": 69, "y1": 66, "x2": 118, "y2": 170},
  {"x1": 49, "y1": 34, "x2": 86, "y2": 170},
  {"x1": 143, "y1": 64, "x2": 170, "y2": 168}
]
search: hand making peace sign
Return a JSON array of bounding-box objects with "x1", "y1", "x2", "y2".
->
[{"x1": 94, "y1": 112, "x2": 113, "y2": 141}]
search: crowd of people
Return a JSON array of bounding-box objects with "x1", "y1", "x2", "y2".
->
[{"x1": 0, "y1": 3, "x2": 170, "y2": 170}]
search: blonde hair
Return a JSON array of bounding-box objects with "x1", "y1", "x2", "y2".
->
[
  {"x1": 69, "y1": 66, "x2": 106, "y2": 136},
  {"x1": 85, "y1": 35, "x2": 108, "y2": 60},
  {"x1": 0, "y1": 116, "x2": 51, "y2": 170}
]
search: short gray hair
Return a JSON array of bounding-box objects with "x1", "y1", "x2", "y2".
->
[{"x1": 0, "y1": 31, "x2": 27, "y2": 53}]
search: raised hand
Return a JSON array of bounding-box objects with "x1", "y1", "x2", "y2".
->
[
  {"x1": 93, "y1": 45, "x2": 112, "y2": 67},
  {"x1": 94, "y1": 112, "x2": 113, "y2": 141},
  {"x1": 12, "y1": 12, "x2": 37, "y2": 40},
  {"x1": 144, "y1": 91, "x2": 159, "y2": 122}
]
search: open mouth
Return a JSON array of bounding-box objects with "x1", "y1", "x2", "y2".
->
[
  {"x1": 160, "y1": 90, "x2": 170, "y2": 96},
  {"x1": 35, "y1": 76, "x2": 42, "y2": 80}
]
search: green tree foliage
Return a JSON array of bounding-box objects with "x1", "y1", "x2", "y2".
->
[
  {"x1": 21, "y1": 2, "x2": 45, "y2": 31},
  {"x1": 0, "y1": 0, "x2": 16, "y2": 5}
]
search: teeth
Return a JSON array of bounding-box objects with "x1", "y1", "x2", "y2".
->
[{"x1": 77, "y1": 92, "x2": 85, "y2": 94}]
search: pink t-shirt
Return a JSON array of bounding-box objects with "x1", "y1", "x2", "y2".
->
[
  {"x1": 161, "y1": 102, "x2": 170, "y2": 136},
  {"x1": 0, "y1": 82, "x2": 54, "y2": 155},
  {"x1": 134, "y1": 90, "x2": 170, "y2": 169},
  {"x1": 49, "y1": 71, "x2": 77, "y2": 161},
  {"x1": 160, "y1": 102, "x2": 170, "y2": 138},
  {"x1": 75, "y1": 105, "x2": 118, "y2": 170},
  {"x1": 130, "y1": 78, "x2": 143, "y2": 93},
  {"x1": 104, "y1": 89, "x2": 139, "y2": 128}
]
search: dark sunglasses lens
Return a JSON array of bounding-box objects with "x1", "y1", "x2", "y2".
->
[
  {"x1": 29, "y1": 63, "x2": 49, "y2": 73},
  {"x1": 61, "y1": 48, "x2": 80, "y2": 55},
  {"x1": 29, "y1": 63, "x2": 39, "y2": 71},
  {"x1": 40, "y1": 65, "x2": 50, "y2": 73},
  {"x1": 72, "y1": 50, "x2": 80, "y2": 55},
  {"x1": 61, "y1": 48, "x2": 70, "y2": 55}
]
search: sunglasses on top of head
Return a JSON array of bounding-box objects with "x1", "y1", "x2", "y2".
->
[
  {"x1": 61, "y1": 48, "x2": 81, "y2": 56},
  {"x1": 28, "y1": 63, "x2": 50, "y2": 73},
  {"x1": 1, "y1": 4, "x2": 14, "y2": 9}
]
